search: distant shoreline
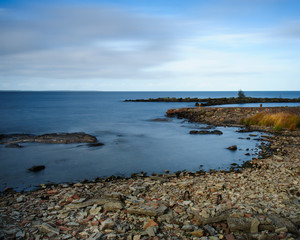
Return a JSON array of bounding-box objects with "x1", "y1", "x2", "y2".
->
[{"x1": 125, "y1": 96, "x2": 300, "y2": 106}]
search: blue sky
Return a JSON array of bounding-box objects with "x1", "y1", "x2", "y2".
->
[{"x1": 0, "y1": 0, "x2": 299, "y2": 91}]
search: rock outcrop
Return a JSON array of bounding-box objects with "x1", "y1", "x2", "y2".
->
[{"x1": 0, "y1": 132, "x2": 99, "y2": 145}]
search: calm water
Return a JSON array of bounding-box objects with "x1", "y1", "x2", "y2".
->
[{"x1": 0, "y1": 91, "x2": 299, "y2": 191}]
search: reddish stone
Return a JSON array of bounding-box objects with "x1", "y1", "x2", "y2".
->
[
  {"x1": 87, "y1": 215, "x2": 94, "y2": 220},
  {"x1": 221, "y1": 223, "x2": 228, "y2": 229},
  {"x1": 80, "y1": 219, "x2": 89, "y2": 224},
  {"x1": 20, "y1": 220, "x2": 31, "y2": 226},
  {"x1": 47, "y1": 190, "x2": 59, "y2": 195},
  {"x1": 55, "y1": 220, "x2": 65, "y2": 225},
  {"x1": 91, "y1": 221, "x2": 99, "y2": 226},
  {"x1": 144, "y1": 219, "x2": 158, "y2": 230},
  {"x1": 225, "y1": 234, "x2": 235, "y2": 240},
  {"x1": 72, "y1": 194, "x2": 80, "y2": 199},
  {"x1": 58, "y1": 226, "x2": 72, "y2": 231}
]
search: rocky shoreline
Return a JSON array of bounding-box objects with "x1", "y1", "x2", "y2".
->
[{"x1": 0, "y1": 108, "x2": 299, "y2": 239}]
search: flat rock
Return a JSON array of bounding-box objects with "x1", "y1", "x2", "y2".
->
[
  {"x1": 103, "y1": 201, "x2": 124, "y2": 211},
  {"x1": 127, "y1": 202, "x2": 168, "y2": 216},
  {"x1": 100, "y1": 218, "x2": 115, "y2": 230},
  {"x1": 227, "y1": 217, "x2": 251, "y2": 232},
  {"x1": 0, "y1": 132, "x2": 98, "y2": 144},
  {"x1": 189, "y1": 130, "x2": 223, "y2": 135},
  {"x1": 37, "y1": 223, "x2": 60, "y2": 235}
]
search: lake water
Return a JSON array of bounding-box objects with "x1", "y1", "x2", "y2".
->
[{"x1": 0, "y1": 91, "x2": 299, "y2": 191}]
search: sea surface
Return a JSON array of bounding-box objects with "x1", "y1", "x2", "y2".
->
[{"x1": 0, "y1": 91, "x2": 299, "y2": 191}]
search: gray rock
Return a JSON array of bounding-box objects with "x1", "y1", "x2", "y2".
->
[
  {"x1": 100, "y1": 218, "x2": 115, "y2": 230},
  {"x1": 87, "y1": 232, "x2": 103, "y2": 240},
  {"x1": 127, "y1": 202, "x2": 167, "y2": 216},
  {"x1": 189, "y1": 130, "x2": 223, "y2": 135},
  {"x1": 268, "y1": 215, "x2": 297, "y2": 233},
  {"x1": 146, "y1": 226, "x2": 157, "y2": 237},
  {"x1": 16, "y1": 196, "x2": 24, "y2": 203},
  {"x1": 107, "y1": 233, "x2": 117, "y2": 239},
  {"x1": 66, "y1": 198, "x2": 108, "y2": 210},
  {"x1": 182, "y1": 224, "x2": 196, "y2": 231},
  {"x1": 37, "y1": 223, "x2": 60, "y2": 235},
  {"x1": 227, "y1": 217, "x2": 251, "y2": 232},
  {"x1": 103, "y1": 201, "x2": 124, "y2": 211},
  {"x1": 203, "y1": 224, "x2": 217, "y2": 235}
]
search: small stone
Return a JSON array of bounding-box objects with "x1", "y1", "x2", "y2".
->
[
  {"x1": 100, "y1": 218, "x2": 115, "y2": 230},
  {"x1": 107, "y1": 233, "x2": 117, "y2": 239},
  {"x1": 28, "y1": 165, "x2": 45, "y2": 172},
  {"x1": 37, "y1": 223, "x2": 60, "y2": 235},
  {"x1": 275, "y1": 226, "x2": 288, "y2": 233},
  {"x1": 90, "y1": 205, "x2": 102, "y2": 215},
  {"x1": 146, "y1": 226, "x2": 157, "y2": 237},
  {"x1": 204, "y1": 224, "x2": 218, "y2": 236},
  {"x1": 103, "y1": 201, "x2": 124, "y2": 211},
  {"x1": 227, "y1": 145, "x2": 237, "y2": 151},
  {"x1": 66, "y1": 222, "x2": 79, "y2": 226},
  {"x1": 182, "y1": 224, "x2": 196, "y2": 231},
  {"x1": 16, "y1": 231, "x2": 25, "y2": 238},
  {"x1": 87, "y1": 232, "x2": 103, "y2": 240},
  {"x1": 191, "y1": 230, "x2": 204, "y2": 237},
  {"x1": 209, "y1": 237, "x2": 219, "y2": 240},
  {"x1": 183, "y1": 200, "x2": 192, "y2": 205},
  {"x1": 144, "y1": 219, "x2": 158, "y2": 229},
  {"x1": 133, "y1": 235, "x2": 141, "y2": 240},
  {"x1": 91, "y1": 220, "x2": 99, "y2": 226},
  {"x1": 250, "y1": 218, "x2": 260, "y2": 233},
  {"x1": 62, "y1": 234, "x2": 72, "y2": 239},
  {"x1": 225, "y1": 234, "x2": 235, "y2": 240},
  {"x1": 16, "y1": 197, "x2": 24, "y2": 203}
]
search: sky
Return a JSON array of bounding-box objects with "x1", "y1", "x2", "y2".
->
[{"x1": 0, "y1": 0, "x2": 300, "y2": 91}]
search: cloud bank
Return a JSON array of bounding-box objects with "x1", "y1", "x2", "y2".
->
[{"x1": 0, "y1": 1, "x2": 299, "y2": 90}]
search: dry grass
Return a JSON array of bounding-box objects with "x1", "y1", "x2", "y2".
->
[{"x1": 241, "y1": 112, "x2": 300, "y2": 131}]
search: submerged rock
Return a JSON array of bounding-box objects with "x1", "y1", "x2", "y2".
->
[
  {"x1": 149, "y1": 118, "x2": 171, "y2": 122},
  {"x1": 5, "y1": 143, "x2": 23, "y2": 148},
  {"x1": 189, "y1": 130, "x2": 223, "y2": 135},
  {"x1": 28, "y1": 165, "x2": 45, "y2": 172}
]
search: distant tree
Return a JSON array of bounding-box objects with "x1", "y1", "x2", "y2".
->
[{"x1": 238, "y1": 89, "x2": 246, "y2": 98}]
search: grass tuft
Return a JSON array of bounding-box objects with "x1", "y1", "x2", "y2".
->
[{"x1": 242, "y1": 112, "x2": 300, "y2": 131}]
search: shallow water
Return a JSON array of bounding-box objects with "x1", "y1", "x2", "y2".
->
[{"x1": 0, "y1": 91, "x2": 299, "y2": 191}]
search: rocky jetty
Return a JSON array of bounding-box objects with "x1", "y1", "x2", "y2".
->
[
  {"x1": 0, "y1": 108, "x2": 299, "y2": 239},
  {"x1": 0, "y1": 132, "x2": 99, "y2": 146},
  {"x1": 125, "y1": 97, "x2": 300, "y2": 106}
]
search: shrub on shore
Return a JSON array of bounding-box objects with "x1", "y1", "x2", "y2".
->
[{"x1": 240, "y1": 112, "x2": 300, "y2": 131}]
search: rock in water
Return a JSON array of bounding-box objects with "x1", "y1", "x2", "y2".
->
[
  {"x1": 189, "y1": 130, "x2": 223, "y2": 135},
  {"x1": 227, "y1": 145, "x2": 237, "y2": 151},
  {"x1": 0, "y1": 132, "x2": 98, "y2": 144},
  {"x1": 28, "y1": 165, "x2": 45, "y2": 172},
  {"x1": 5, "y1": 143, "x2": 23, "y2": 148}
]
